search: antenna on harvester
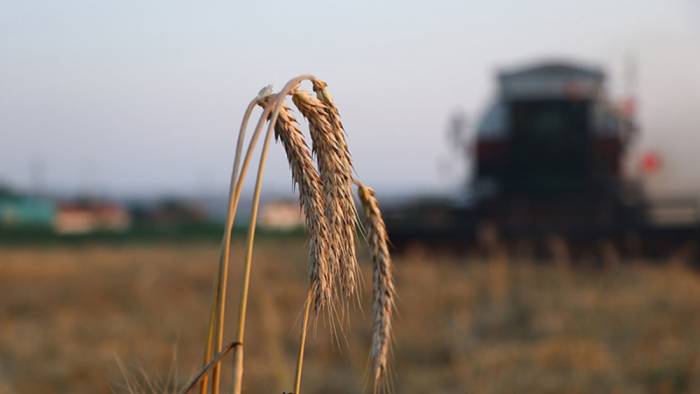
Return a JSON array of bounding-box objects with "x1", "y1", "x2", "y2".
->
[{"x1": 622, "y1": 51, "x2": 638, "y2": 122}]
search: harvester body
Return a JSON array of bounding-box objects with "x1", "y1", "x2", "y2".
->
[
  {"x1": 472, "y1": 62, "x2": 641, "y2": 238},
  {"x1": 386, "y1": 60, "x2": 697, "y2": 257}
]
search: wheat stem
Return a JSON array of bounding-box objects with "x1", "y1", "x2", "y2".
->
[
  {"x1": 206, "y1": 97, "x2": 257, "y2": 394},
  {"x1": 199, "y1": 275, "x2": 219, "y2": 394},
  {"x1": 231, "y1": 119, "x2": 273, "y2": 394},
  {"x1": 183, "y1": 341, "x2": 240, "y2": 394},
  {"x1": 206, "y1": 87, "x2": 275, "y2": 392},
  {"x1": 293, "y1": 289, "x2": 313, "y2": 394},
  {"x1": 231, "y1": 75, "x2": 316, "y2": 394}
]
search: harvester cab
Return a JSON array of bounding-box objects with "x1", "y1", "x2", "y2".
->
[
  {"x1": 474, "y1": 61, "x2": 635, "y2": 198},
  {"x1": 466, "y1": 61, "x2": 645, "y2": 241}
]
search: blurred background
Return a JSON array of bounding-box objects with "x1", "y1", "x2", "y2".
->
[{"x1": 2, "y1": 1, "x2": 700, "y2": 393}]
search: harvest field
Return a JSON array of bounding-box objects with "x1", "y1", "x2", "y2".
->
[{"x1": 2, "y1": 240, "x2": 700, "y2": 393}]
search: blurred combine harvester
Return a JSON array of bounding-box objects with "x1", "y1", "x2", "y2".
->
[{"x1": 387, "y1": 60, "x2": 699, "y2": 258}]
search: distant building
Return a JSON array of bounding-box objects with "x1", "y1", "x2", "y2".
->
[
  {"x1": 135, "y1": 199, "x2": 209, "y2": 227},
  {"x1": 259, "y1": 200, "x2": 304, "y2": 230},
  {"x1": 0, "y1": 188, "x2": 55, "y2": 227},
  {"x1": 55, "y1": 201, "x2": 131, "y2": 234}
]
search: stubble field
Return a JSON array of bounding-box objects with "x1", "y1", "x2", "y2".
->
[{"x1": 2, "y1": 240, "x2": 700, "y2": 393}]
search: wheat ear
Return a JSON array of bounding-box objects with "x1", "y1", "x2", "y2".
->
[
  {"x1": 356, "y1": 182, "x2": 395, "y2": 393},
  {"x1": 272, "y1": 100, "x2": 333, "y2": 313},
  {"x1": 292, "y1": 89, "x2": 359, "y2": 305}
]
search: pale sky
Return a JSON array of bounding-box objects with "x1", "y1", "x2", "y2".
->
[{"x1": 2, "y1": 0, "x2": 699, "y2": 197}]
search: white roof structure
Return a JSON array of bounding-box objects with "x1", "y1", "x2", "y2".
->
[
  {"x1": 474, "y1": 60, "x2": 631, "y2": 140},
  {"x1": 499, "y1": 61, "x2": 605, "y2": 101}
]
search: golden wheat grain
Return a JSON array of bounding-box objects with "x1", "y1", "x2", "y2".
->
[
  {"x1": 357, "y1": 182, "x2": 395, "y2": 393},
  {"x1": 311, "y1": 80, "x2": 346, "y2": 147},
  {"x1": 292, "y1": 89, "x2": 359, "y2": 303}
]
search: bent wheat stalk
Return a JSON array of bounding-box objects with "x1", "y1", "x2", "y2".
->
[
  {"x1": 205, "y1": 96, "x2": 257, "y2": 394},
  {"x1": 231, "y1": 75, "x2": 337, "y2": 394},
  {"x1": 183, "y1": 341, "x2": 240, "y2": 394},
  {"x1": 203, "y1": 87, "x2": 275, "y2": 394},
  {"x1": 194, "y1": 75, "x2": 395, "y2": 394}
]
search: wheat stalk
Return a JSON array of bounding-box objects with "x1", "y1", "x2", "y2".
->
[
  {"x1": 199, "y1": 85, "x2": 277, "y2": 394},
  {"x1": 192, "y1": 76, "x2": 396, "y2": 394},
  {"x1": 357, "y1": 182, "x2": 396, "y2": 393},
  {"x1": 292, "y1": 89, "x2": 359, "y2": 305},
  {"x1": 182, "y1": 341, "x2": 240, "y2": 394},
  {"x1": 293, "y1": 288, "x2": 313, "y2": 394},
  {"x1": 229, "y1": 93, "x2": 278, "y2": 394},
  {"x1": 204, "y1": 94, "x2": 259, "y2": 394},
  {"x1": 228, "y1": 75, "x2": 337, "y2": 394}
]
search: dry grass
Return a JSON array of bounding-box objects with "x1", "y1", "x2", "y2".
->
[{"x1": 4, "y1": 243, "x2": 700, "y2": 393}]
